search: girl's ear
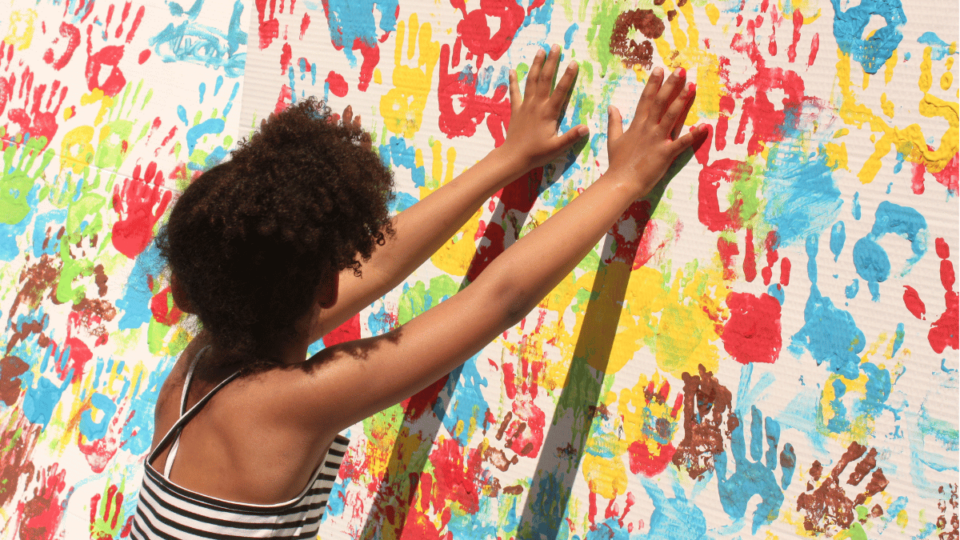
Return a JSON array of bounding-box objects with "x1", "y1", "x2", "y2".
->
[
  {"x1": 171, "y1": 275, "x2": 195, "y2": 314},
  {"x1": 318, "y1": 271, "x2": 339, "y2": 309}
]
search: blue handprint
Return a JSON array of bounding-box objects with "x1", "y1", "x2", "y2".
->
[
  {"x1": 716, "y1": 406, "x2": 797, "y2": 534},
  {"x1": 829, "y1": 0, "x2": 906, "y2": 74},
  {"x1": 639, "y1": 477, "x2": 708, "y2": 540}
]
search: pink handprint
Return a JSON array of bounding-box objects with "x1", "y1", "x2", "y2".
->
[{"x1": 112, "y1": 161, "x2": 172, "y2": 259}]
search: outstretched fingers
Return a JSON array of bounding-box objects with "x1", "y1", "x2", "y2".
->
[
  {"x1": 537, "y1": 45, "x2": 562, "y2": 98},
  {"x1": 550, "y1": 61, "x2": 579, "y2": 110},
  {"x1": 524, "y1": 48, "x2": 547, "y2": 97},
  {"x1": 635, "y1": 67, "x2": 664, "y2": 121},
  {"x1": 667, "y1": 125, "x2": 705, "y2": 158},
  {"x1": 671, "y1": 83, "x2": 696, "y2": 140},
  {"x1": 509, "y1": 70, "x2": 521, "y2": 116},
  {"x1": 649, "y1": 68, "x2": 687, "y2": 124},
  {"x1": 660, "y1": 82, "x2": 696, "y2": 136}
]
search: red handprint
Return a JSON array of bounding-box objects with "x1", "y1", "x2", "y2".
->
[
  {"x1": 7, "y1": 76, "x2": 68, "y2": 147},
  {"x1": 16, "y1": 464, "x2": 69, "y2": 539},
  {"x1": 85, "y1": 1, "x2": 146, "y2": 97},
  {"x1": 438, "y1": 42, "x2": 512, "y2": 145},
  {"x1": 44, "y1": 21, "x2": 82, "y2": 71},
  {"x1": 0, "y1": 43, "x2": 19, "y2": 122},
  {"x1": 112, "y1": 161, "x2": 172, "y2": 259},
  {"x1": 903, "y1": 238, "x2": 959, "y2": 354},
  {"x1": 719, "y1": 2, "x2": 820, "y2": 156},
  {"x1": 450, "y1": 0, "x2": 525, "y2": 68},
  {"x1": 90, "y1": 483, "x2": 132, "y2": 538}
]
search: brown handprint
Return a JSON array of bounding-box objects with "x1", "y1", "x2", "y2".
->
[
  {"x1": 938, "y1": 484, "x2": 958, "y2": 540},
  {"x1": 671, "y1": 364, "x2": 735, "y2": 480},
  {"x1": 85, "y1": 1, "x2": 146, "y2": 97},
  {"x1": 610, "y1": 9, "x2": 665, "y2": 71},
  {"x1": 796, "y1": 442, "x2": 889, "y2": 535},
  {"x1": 111, "y1": 161, "x2": 172, "y2": 259}
]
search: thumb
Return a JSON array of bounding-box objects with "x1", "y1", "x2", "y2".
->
[
  {"x1": 607, "y1": 106, "x2": 623, "y2": 141},
  {"x1": 555, "y1": 125, "x2": 589, "y2": 152}
]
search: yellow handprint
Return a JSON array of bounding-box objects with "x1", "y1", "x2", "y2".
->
[
  {"x1": 652, "y1": 0, "x2": 723, "y2": 122},
  {"x1": 837, "y1": 39, "x2": 958, "y2": 187},
  {"x1": 380, "y1": 14, "x2": 440, "y2": 139}
]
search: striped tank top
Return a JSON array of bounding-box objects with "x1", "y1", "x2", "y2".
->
[{"x1": 132, "y1": 348, "x2": 350, "y2": 539}]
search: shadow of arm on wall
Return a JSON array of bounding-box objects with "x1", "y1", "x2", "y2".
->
[
  {"x1": 356, "y1": 146, "x2": 585, "y2": 539},
  {"x1": 515, "y1": 158, "x2": 686, "y2": 539}
]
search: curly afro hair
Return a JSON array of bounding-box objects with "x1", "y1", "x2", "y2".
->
[{"x1": 156, "y1": 98, "x2": 395, "y2": 371}]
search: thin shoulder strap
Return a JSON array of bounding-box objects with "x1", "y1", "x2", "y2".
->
[
  {"x1": 151, "y1": 347, "x2": 240, "y2": 478},
  {"x1": 179, "y1": 346, "x2": 208, "y2": 416}
]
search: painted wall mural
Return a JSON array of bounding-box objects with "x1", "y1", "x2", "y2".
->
[{"x1": 0, "y1": 0, "x2": 957, "y2": 536}]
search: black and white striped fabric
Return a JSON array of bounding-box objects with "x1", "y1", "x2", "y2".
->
[{"x1": 131, "y1": 350, "x2": 349, "y2": 539}]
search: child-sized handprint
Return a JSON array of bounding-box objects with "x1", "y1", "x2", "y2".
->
[
  {"x1": 380, "y1": 14, "x2": 440, "y2": 139},
  {"x1": 937, "y1": 484, "x2": 958, "y2": 540},
  {"x1": 43, "y1": 21, "x2": 82, "y2": 71},
  {"x1": 85, "y1": 1, "x2": 147, "y2": 97},
  {"x1": 7, "y1": 77, "x2": 69, "y2": 147},
  {"x1": 437, "y1": 42, "x2": 511, "y2": 145},
  {"x1": 639, "y1": 476, "x2": 708, "y2": 539},
  {"x1": 716, "y1": 405, "x2": 797, "y2": 534},
  {"x1": 16, "y1": 464, "x2": 68, "y2": 538},
  {"x1": 619, "y1": 374, "x2": 683, "y2": 477},
  {"x1": 450, "y1": 0, "x2": 524, "y2": 68},
  {"x1": 672, "y1": 364, "x2": 735, "y2": 480},
  {"x1": 796, "y1": 442, "x2": 889, "y2": 535},
  {"x1": 90, "y1": 482, "x2": 131, "y2": 538},
  {"x1": 903, "y1": 238, "x2": 958, "y2": 355},
  {"x1": 112, "y1": 161, "x2": 172, "y2": 259},
  {"x1": 0, "y1": 133, "x2": 56, "y2": 227}
]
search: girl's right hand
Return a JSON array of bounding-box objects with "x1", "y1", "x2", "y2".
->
[{"x1": 606, "y1": 67, "x2": 706, "y2": 197}]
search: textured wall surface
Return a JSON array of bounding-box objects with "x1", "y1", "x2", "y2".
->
[{"x1": 0, "y1": 0, "x2": 957, "y2": 537}]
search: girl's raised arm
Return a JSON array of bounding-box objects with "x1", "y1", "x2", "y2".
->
[
  {"x1": 284, "y1": 58, "x2": 706, "y2": 433},
  {"x1": 308, "y1": 46, "x2": 589, "y2": 342}
]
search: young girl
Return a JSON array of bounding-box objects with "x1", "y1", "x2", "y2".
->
[{"x1": 132, "y1": 46, "x2": 704, "y2": 538}]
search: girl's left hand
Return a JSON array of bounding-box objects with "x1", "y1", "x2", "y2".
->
[{"x1": 501, "y1": 45, "x2": 589, "y2": 171}]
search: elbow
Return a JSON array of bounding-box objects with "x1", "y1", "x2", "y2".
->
[{"x1": 485, "y1": 269, "x2": 536, "y2": 329}]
